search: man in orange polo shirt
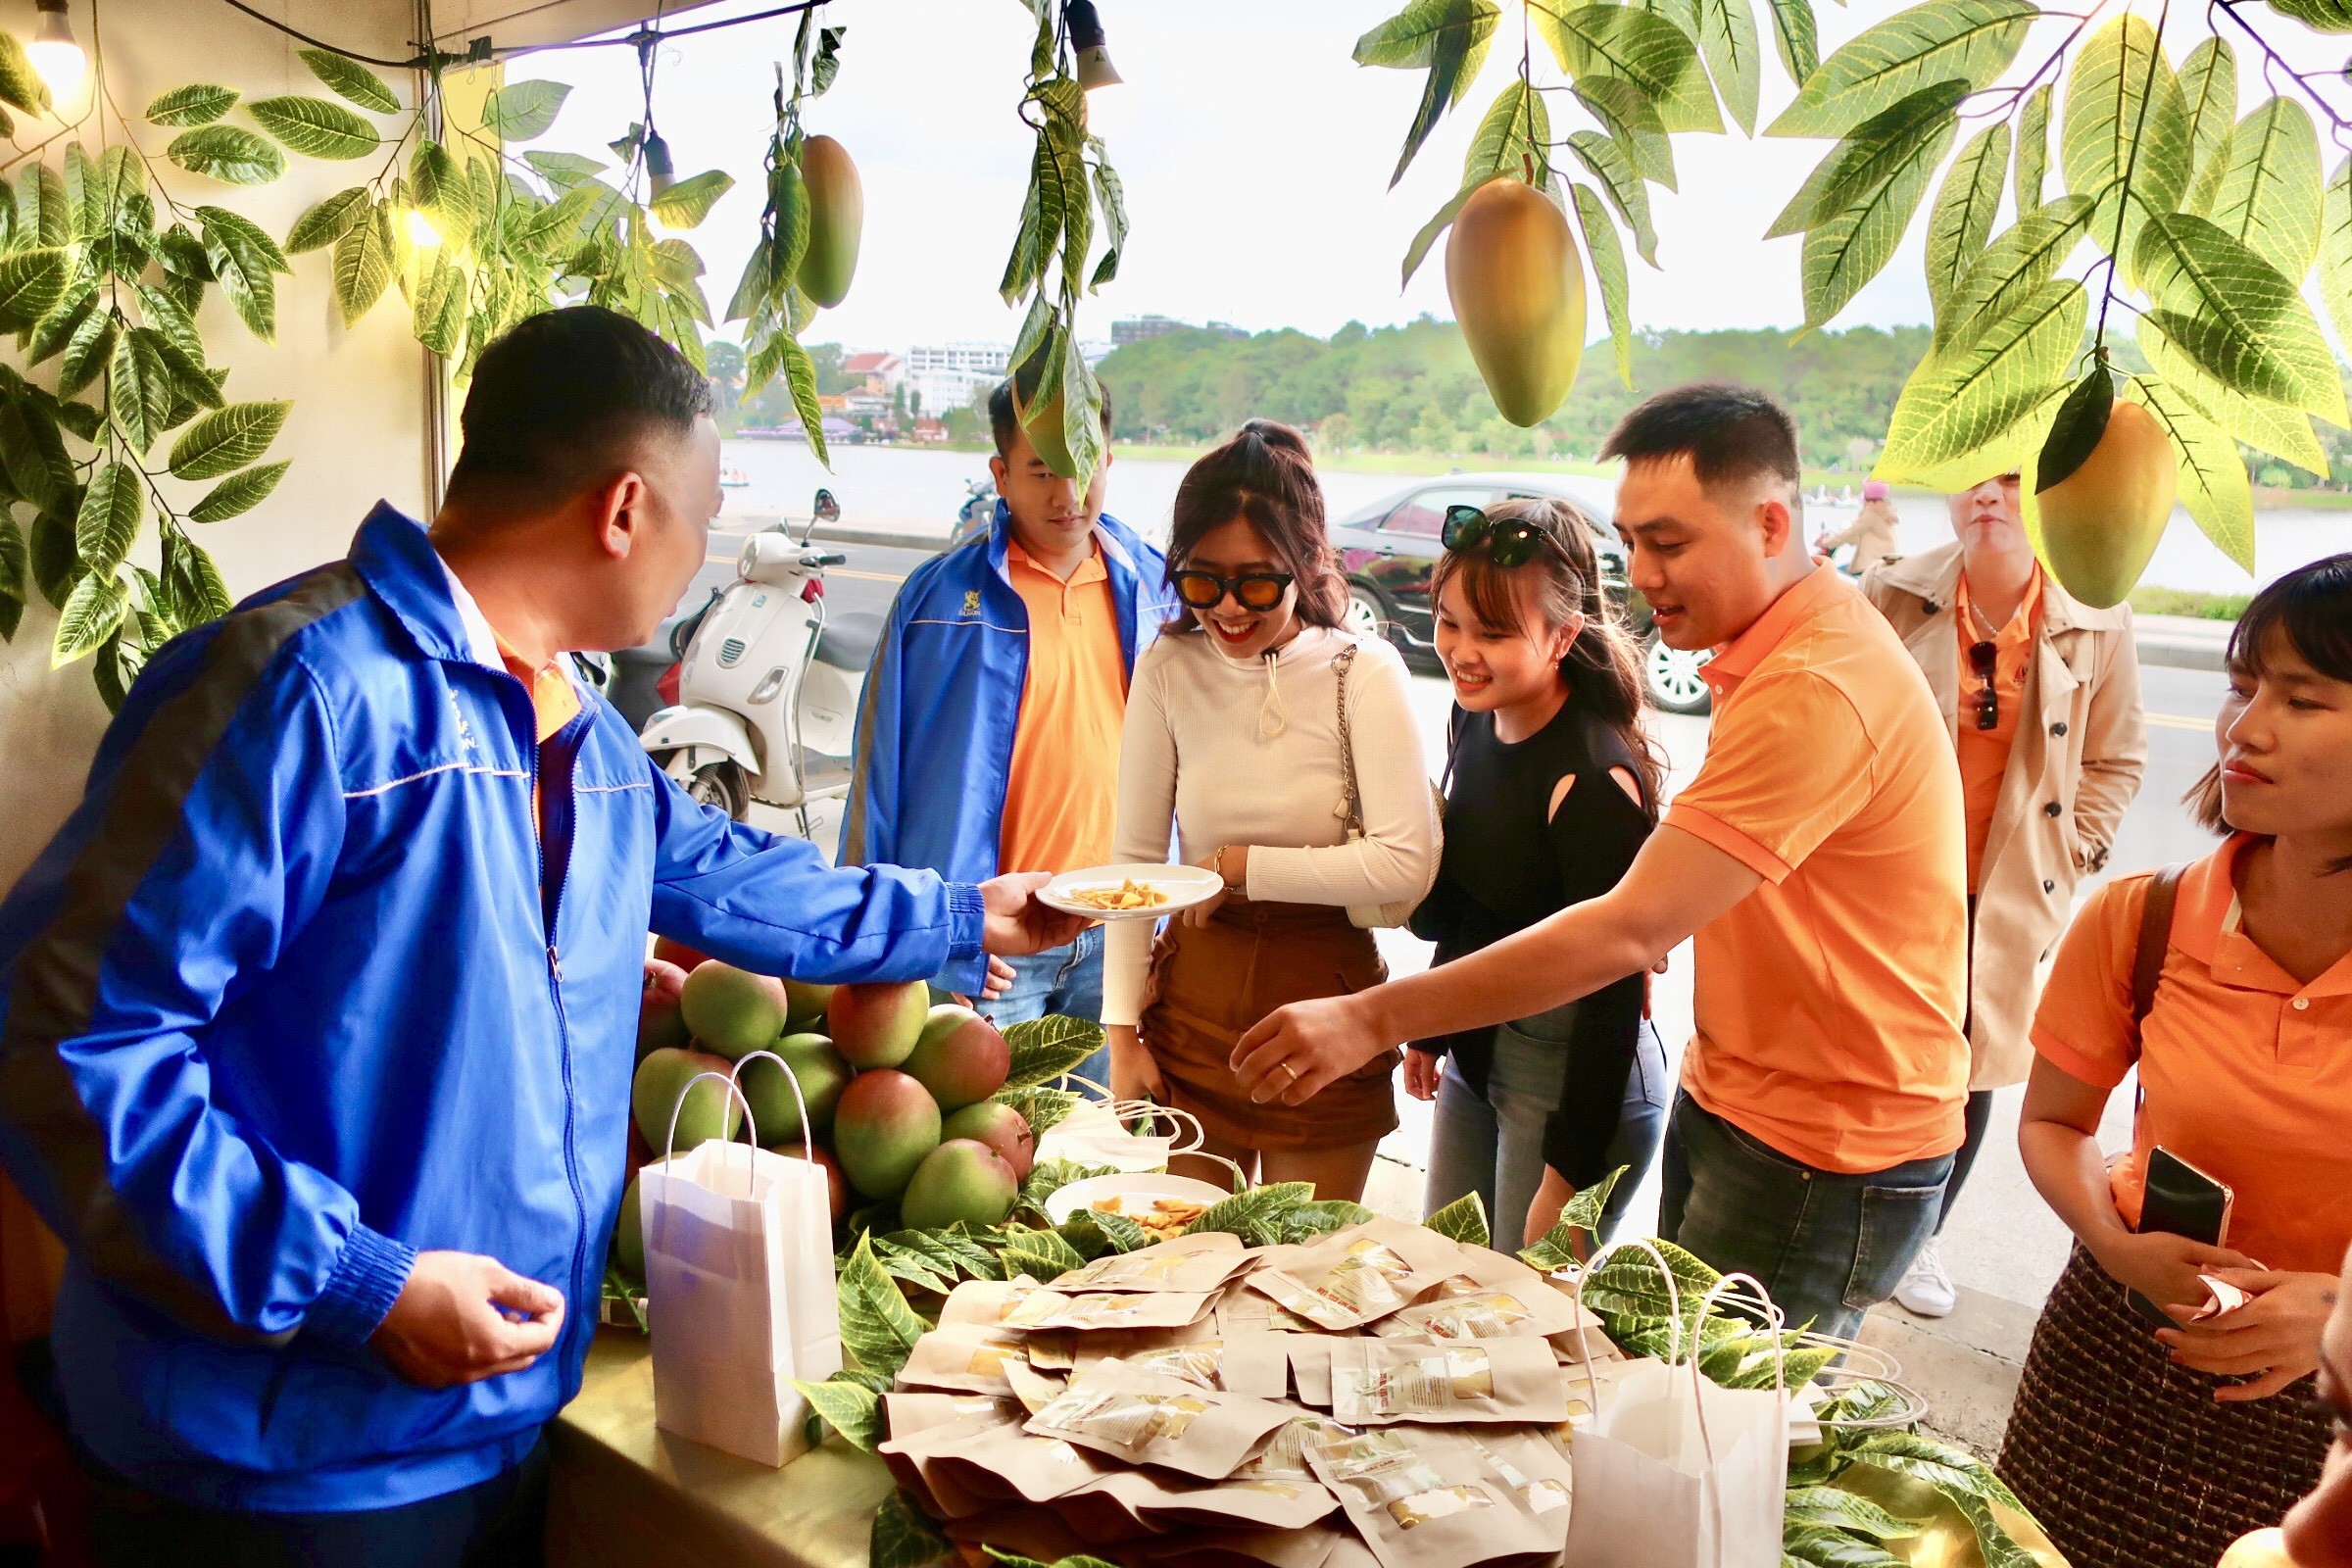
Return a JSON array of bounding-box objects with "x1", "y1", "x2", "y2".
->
[{"x1": 1233, "y1": 384, "x2": 1970, "y2": 1336}]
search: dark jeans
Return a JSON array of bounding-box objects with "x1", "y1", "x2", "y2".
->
[
  {"x1": 1931, "y1": 1088, "x2": 1997, "y2": 1235},
  {"x1": 1657, "y1": 1093, "x2": 1954, "y2": 1341},
  {"x1": 81, "y1": 1440, "x2": 549, "y2": 1568}
]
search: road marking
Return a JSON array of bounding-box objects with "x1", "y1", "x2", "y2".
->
[{"x1": 2148, "y1": 712, "x2": 2210, "y2": 732}]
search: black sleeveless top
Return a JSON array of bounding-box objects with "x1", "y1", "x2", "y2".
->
[{"x1": 1409, "y1": 699, "x2": 1654, "y2": 1184}]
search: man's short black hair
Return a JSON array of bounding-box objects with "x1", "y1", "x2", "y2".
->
[
  {"x1": 988, "y1": 365, "x2": 1114, "y2": 459},
  {"x1": 447, "y1": 306, "x2": 714, "y2": 504},
  {"x1": 1599, "y1": 382, "x2": 1800, "y2": 492}
]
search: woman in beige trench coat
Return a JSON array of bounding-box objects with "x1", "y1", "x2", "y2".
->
[{"x1": 1863, "y1": 471, "x2": 2147, "y2": 1317}]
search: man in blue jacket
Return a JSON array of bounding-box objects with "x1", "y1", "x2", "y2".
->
[
  {"x1": 0, "y1": 307, "x2": 1081, "y2": 1566},
  {"x1": 842, "y1": 374, "x2": 1169, "y2": 1085}
]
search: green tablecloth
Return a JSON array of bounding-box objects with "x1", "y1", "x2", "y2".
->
[{"x1": 548, "y1": 1329, "x2": 893, "y2": 1568}]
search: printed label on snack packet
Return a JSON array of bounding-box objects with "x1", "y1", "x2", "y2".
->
[
  {"x1": 1034, "y1": 1385, "x2": 1209, "y2": 1447},
  {"x1": 1333, "y1": 1348, "x2": 1494, "y2": 1422},
  {"x1": 1299, "y1": 1423, "x2": 1447, "y2": 1508},
  {"x1": 1385, "y1": 1486, "x2": 1494, "y2": 1529},
  {"x1": 1375, "y1": 1292, "x2": 1534, "y2": 1342}
]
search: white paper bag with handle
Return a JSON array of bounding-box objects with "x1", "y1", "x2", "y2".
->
[
  {"x1": 1560, "y1": 1243, "x2": 1788, "y2": 1568},
  {"x1": 638, "y1": 1051, "x2": 842, "y2": 1467}
]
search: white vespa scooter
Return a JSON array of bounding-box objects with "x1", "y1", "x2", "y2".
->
[{"x1": 639, "y1": 488, "x2": 880, "y2": 844}]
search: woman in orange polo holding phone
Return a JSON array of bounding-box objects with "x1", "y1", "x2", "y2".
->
[{"x1": 2001, "y1": 554, "x2": 2352, "y2": 1568}]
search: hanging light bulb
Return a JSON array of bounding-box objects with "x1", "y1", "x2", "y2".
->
[
  {"x1": 643, "y1": 130, "x2": 676, "y2": 197},
  {"x1": 28, "y1": 0, "x2": 86, "y2": 104},
  {"x1": 1065, "y1": 0, "x2": 1122, "y2": 93},
  {"x1": 404, "y1": 208, "x2": 443, "y2": 249}
]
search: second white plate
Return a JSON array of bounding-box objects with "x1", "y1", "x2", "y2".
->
[{"x1": 1040, "y1": 862, "x2": 1223, "y2": 921}]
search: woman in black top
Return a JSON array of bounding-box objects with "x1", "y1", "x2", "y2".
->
[{"x1": 1406, "y1": 497, "x2": 1669, "y2": 1248}]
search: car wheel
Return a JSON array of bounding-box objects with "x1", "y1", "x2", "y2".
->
[
  {"x1": 1642, "y1": 629, "x2": 1713, "y2": 715},
  {"x1": 1346, "y1": 582, "x2": 1391, "y2": 644},
  {"x1": 686, "y1": 760, "x2": 750, "y2": 821}
]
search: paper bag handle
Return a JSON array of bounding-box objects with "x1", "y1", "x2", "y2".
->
[
  {"x1": 661, "y1": 1069, "x2": 761, "y2": 1167},
  {"x1": 1691, "y1": 1272, "x2": 1788, "y2": 1401},
  {"x1": 729, "y1": 1050, "x2": 815, "y2": 1165},
  {"x1": 1566, "y1": 1237, "x2": 1686, "y2": 1420}
]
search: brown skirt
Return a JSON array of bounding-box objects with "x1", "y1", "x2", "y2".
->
[
  {"x1": 1140, "y1": 901, "x2": 1400, "y2": 1155},
  {"x1": 1998, "y1": 1244, "x2": 2331, "y2": 1568}
]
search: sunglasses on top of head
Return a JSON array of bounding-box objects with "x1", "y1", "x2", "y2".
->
[
  {"x1": 1171, "y1": 569, "x2": 1295, "y2": 612},
  {"x1": 1441, "y1": 504, "x2": 1569, "y2": 567}
]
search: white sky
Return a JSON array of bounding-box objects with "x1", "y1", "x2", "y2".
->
[{"x1": 526, "y1": 0, "x2": 2350, "y2": 354}]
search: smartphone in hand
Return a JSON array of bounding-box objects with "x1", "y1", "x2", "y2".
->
[{"x1": 2129, "y1": 1146, "x2": 2234, "y2": 1327}]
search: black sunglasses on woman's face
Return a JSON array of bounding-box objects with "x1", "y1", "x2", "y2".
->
[{"x1": 1171, "y1": 569, "x2": 1295, "y2": 612}]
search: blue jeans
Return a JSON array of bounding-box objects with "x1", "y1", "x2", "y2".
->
[
  {"x1": 977, "y1": 926, "x2": 1111, "y2": 1097},
  {"x1": 1423, "y1": 1014, "x2": 1670, "y2": 1250},
  {"x1": 1657, "y1": 1092, "x2": 1953, "y2": 1341}
]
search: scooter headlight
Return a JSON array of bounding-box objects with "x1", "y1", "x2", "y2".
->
[{"x1": 747, "y1": 666, "x2": 788, "y2": 705}]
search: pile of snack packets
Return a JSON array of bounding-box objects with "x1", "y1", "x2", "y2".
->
[{"x1": 880, "y1": 1216, "x2": 1664, "y2": 1568}]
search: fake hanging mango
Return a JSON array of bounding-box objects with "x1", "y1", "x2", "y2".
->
[
  {"x1": 2038, "y1": 399, "x2": 2176, "y2": 609},
  {"x1": 798, "y1": 135, "x2": 862, "y2": 308},
  {"x1": 1446, "y1": 178, "x2": 1586, "y2": 428}
]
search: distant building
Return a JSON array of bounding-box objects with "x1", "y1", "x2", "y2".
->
[
  {"x1": 911, "y1": 416, "x2": 948, "y2": 444},
  {"x1": 1112, "y1": 315, "x2": 1185, "y2": 346},
  {"x1": 1204, "y1": 321, "x2": 1248, "y2": 340},
  {"x1": 906, "y1": 341, "x2": 1011, "y2": 418},
  {"x1": 841, "y1": 351, "x2": 906, "y2": 394}
]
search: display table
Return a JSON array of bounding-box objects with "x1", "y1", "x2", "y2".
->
[{"x1": 548, "y1": 1329, "x2": 893, "y2": 1568}]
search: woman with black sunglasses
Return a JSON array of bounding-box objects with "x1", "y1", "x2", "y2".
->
[
  {"x1": 1860, "y1": 470, "x2": 2146, "y2": 1318},
  {"x1": 1102, "y1": 420, "x2": 1439, "y2": 1201}
]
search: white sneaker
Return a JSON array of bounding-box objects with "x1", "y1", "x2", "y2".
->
[{"x1": 1893, "y1": 1238, "x2": 1956, "y2": 1318}]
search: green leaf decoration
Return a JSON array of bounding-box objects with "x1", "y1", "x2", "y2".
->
[
  {"x1": 1766, "y1": 0, "x2": 1820, "y2": 86},
  {"x1": 1573, "y1": 182, "x2": 1635, "y2": 386},
  {"x1": 246, "y1": 96, "x2": 379, "y2": 160},
  {"x1": 524, "y1": 149, "x2": 609, "y2": 185},
  {"x1": 992, "y1": 1085, "x2": 1079, "y2": 1142},
  {"x1": 332, "y1": 203, "x2": 397, "y2": 326},
  {"x1": 1774, "y1": 76, "x2": 1966, "y2": 235},
  {"x1": 2006, "y1": 84, "x2": 2049, "y2": 216},
  {"x1": 2207, "y1": 97, "x2": 2324, "y2": 279},
  {"x1": 409, "y1": 139, "x2": 470, "y2": 239},
  {"x1": 62, "y1": 143, "x2": 102, "y2": 242},
  {"x1": 2319, "y1": 155, "x2": 2352, "y2": 362},
  {"x1": 0, "y1": 31, "x2": 41, "y2": 118},
  {"x1": 1183, "y1": 1182, "x2": 1317, "y2": 1247},
  {"x1": 838, "y1": 1234, "x2": 927, "y2": 1381},
  {"x1": 649, "y1": 169, "x2": 734, "y2": 230},
  {"x1": 1458, "y1": 79, "x2": 1552, "y2": 207},
  {"x1": 1001, "y1": 1015, "x2": 1108, "y2": 1091},
  {"x1": 870, "y1": 1226, "x2": 1006, "y2": 1293},
  {"x1": 53, "y1": 571, "x2": 126, "y2": 669},
  {"x1": 1796, "y1": 82, "x2": 1965, "y2": 327},
  {"x1": 2176, "y1": 37, "x2": 2235, "y2": 212},
  {"x1": 1515, "y1": 1162, "x2": 1632, "y2": 1273},
  {"x1": 74, "y1": 463, "x2": 142, "y2": 573},
  {"x1": 1880, "y1": 279, "x2": 2082, "y2": 477},
  {"x1": 788, "y1": 1373, "x2": 883, "y2": 1450},
  {"x1": 1847, "y1": 1430, "x2": 2028, "y2": 1511},
  {"x1": 168, "y1": 125, "x2": 286, "y2": 186},
  {"x1": 1579, "y1": 1236, "x2": 1722, "y2": 1333},
  {"x1": 2133, "y1": 211, "x2": 2348, "y2": 423},
  {"x1": 299, "y1": 48, "x2": 400, "y2": 114},
  {"x1": 189, "y1": 460, "x2": 291, "y2": 523},
  {"x1": 1060, "y1": 1205, "x2": 1152, "y2": 1259},
  {"x1": 26, "y1": 288, "x2": 92, "y2": 370},
  {"x1": 1018, "y1": 1160, "x2": 1117, "y2": 1218},
  {"x1": 286, "y1": 186, "x2": 371, "y2": 254},
  {"x1": 137, "y1": 325, "x2": 222, "y2": 416},
  {"x1": 109, "y1": 328, "x2": 172, "y2": 455},
  {"x1": 776, "y1": 333, "x2": 830, "y2": 466},
  {"x1": 1058, "y1": 336, "x2": 1105, "y2": 488},
  {"x1": 2261, "y1": 0, "x2": 2352, "y2": 28},
  {"x1": 1001, "y1": 1229, "x2": 1088, "y2": 1283},
  {"x1": 0, "y1": 400, "x2": 73, "y2": 514},
  {"x1": 1090, "y1": 147, "x2": 1128, "y2": 289},
  {"x1": 168, "y1": 401, "x2": 290, "y2": 481},
  {"x1": 1289, "y1": 1199, "x2": 1375, "y2": 1238},
  {"x1": 2124, "y1": 376, "x2": 2254, "y2": 571},
  {"x1": 482, "y1": 80, "x2": 572, "y2": 141},
  {"x1": 1782, "y1": 1524, "x2": 1907, "y2": 1567},
  {"x1": 1423, "y1": 1191, "x2": 1491, "y2": 1248},
  {"x1": 1535, "y1": 3, "x2": 1722, "y2": 134},
  {"x1": 2034, "y1": 366, "x2": 2114, "y2": 493},
  {"x1": 1567, "y1": 131, "x2": 1660, "y2": 266},
  {"x1": 1576, "y1": 76, "x2": 1676, "y2": 188},
  {"x1": 199, "y1": 206, "x2": 289, "y2": 334},
  {"x1": 2139, "y1": 315, "x2": 2328, "y2": 475},
  {"x1": 17, "y1": 164, "x2": 67, "y2": 248},
  {"x1": 1925, "y1": 122, "x2": 2009, "y2": 318},
  {"x1": 54, "y1": 305, "x2": 111, "y2": 397},
  {"x1": 1938, "y1": 194, "x2": 2093, "y2": 350},
  {"x1": 1766, "y1": 0, "x2": 2032, "y2": 139},
  {"x1": 411, "y1": 249, "x2": 469, "y2": 358},
  {"x1": 2061, "y1": 15, "x2": 2189, "y2": 282},
  {"x1": 1689, "y1": 0, "x2": 1763, "y2": 134},
  {"x1": 0, "y1": 516, "x2": 23, "y2": 644},
  {"x1": 869, "y1": 1490, "x2": 955, "y2": 1568},
  {"x1": 0, "y1": 247, "x2": 72, "y2": 332},
  {"x1": 146, "y1": 84, "x2": 237, "y2": 127}
]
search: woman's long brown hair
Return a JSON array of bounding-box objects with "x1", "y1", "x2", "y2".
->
[
  {"x1": 1162, "y1": 419, "x2": 1348, "y2": 635},
  {"x1": 1430, "y1": 496, "x2": 1666, "y2": 816}
]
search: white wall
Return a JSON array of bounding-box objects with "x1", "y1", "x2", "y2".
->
[{"x1": 0, "y1": 0, "x2": 435, "y2": 890}]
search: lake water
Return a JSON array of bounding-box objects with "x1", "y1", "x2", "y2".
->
[{"x1": 721, "y1": 438, "x2": 2350, "y2": 594}]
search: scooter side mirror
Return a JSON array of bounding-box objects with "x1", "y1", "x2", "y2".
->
[{"x1": 811, "y1": 488, "x2": 841, "y2": 523}]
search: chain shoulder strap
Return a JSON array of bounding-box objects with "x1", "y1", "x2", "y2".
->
[{"x1": 1333, "y1": 642, "x2": 1363, "y2": 837}]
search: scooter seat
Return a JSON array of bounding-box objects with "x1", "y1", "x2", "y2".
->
[{"x1": 813, "y1": 612, "x2": 883, "y2": 671}]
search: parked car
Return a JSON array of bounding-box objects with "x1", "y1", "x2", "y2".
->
[{"x1": 1329, "y1": 471, "x2": 1713, "y2": 715}]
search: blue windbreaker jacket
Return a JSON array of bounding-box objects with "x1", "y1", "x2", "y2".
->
[
  {"x1": 838, "y1": 503, "x2": 1170, "y2": 994},
  {"x1": 0, "y1": 505, "x2": 983, "y2": 1512}
]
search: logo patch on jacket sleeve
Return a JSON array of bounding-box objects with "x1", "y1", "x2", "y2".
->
[{"x1": 962, "y1": 590, "x2": 982, "y2": 616}]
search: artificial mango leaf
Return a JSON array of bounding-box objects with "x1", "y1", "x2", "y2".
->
[
  {"x1": 145, "y1": 84, "x2": 237, "y2": 127},
  {"x1": 1362, "y1": 0, "x2": 1502, "y2": 188},
  {"x1": 1937, "y1": 194, "x2": 2093, "y2": 350},
  {"x1": 2177, "y1": 38, "x2": 2236, "y2": 207},
  {"x1": 2061, "y1": 15, "x2": 2189, "y2": 282},
  {"x1": 299, "y1": 48, "x2": 400, "y2": 114},
  {"x1": 2124, "y1": 376, "x2": 2255, "y2": 572},
  {"x1": 167, "y1": 125, "x2": 285, "y2": 185},
  {"x1": 2133, "y1": 211, "x2": 2348, "y2": 423},
  {"x1": 1794, "y1": 82, "x2": 1965, "y2": 326},
  {"x1": 1767, "y1": 0, "x2": 2032, "y2": 139},
  {"x1": 1536, "y1": 3, "x2": 1720, "y2": 134},
  {"x1": 649, "y1": 169, "x2": 734, "y2": 230},
  {"x1": 1880, "y1": 278, "x2": 2083, "y2": 475},
  {"x1": 247, "y1": 96, "x2": 379, "y2": 160},
  {"x1": 1573, "y1": 183, "x2": 1636, "y2": 385},
  {"x1": 1923, "y1": 121, "x2": 2009, "y2": 318},
  {"x1": 2206, "y1": 97, "x2": 2324, "y2": 280}
]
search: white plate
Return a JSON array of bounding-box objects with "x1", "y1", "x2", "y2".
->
[
  {"x1": 1040, "y1": 862, "x2": 1223, "y2": 921},
  {"x1": 1042, "y1": 1172, "x2": 1232, "y2": 1228}
]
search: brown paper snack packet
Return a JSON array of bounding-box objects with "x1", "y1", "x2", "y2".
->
[
  {"x1": 1001, "y1": 1356, "x2": 1067, "y2": 1415},
  {"x1": 937, "y1": 1274, "x2": 1051, "y2": 1329},
  {"x1": 1023, "y1": 1329, "x2": 1077, "y2": 1370},
  {"x1": 1053, "y1": 1231, "x2": 1252, "y2": 1294},
  {"x1": 896, "y1": 1325, "x2": 1036, "y2": 1396},
  {"x1": 924, "y1": 1417, "x2": 1118, "y2": 1509},
  {"x1": 1023, "y1": 1356, "x2": 1295, "y2": 1478},
  {"x1": 1329, "y1": 1337, "x2": 1568, "y2": 1427},
  {"x1": 1130, "y1": 1521, "x2": 1353, "y2": 1568},
  {"x1": 1277, "y1": 1336, "x2": 1341, "y2": 1407},
  {"x1": 1373, "y1": 1285, "x2": 1583, "y2": 1344},
  {"x1": 1244, "y1": 1219, "x2": 1469, "y2": 1331},
  {"x1": 1462, "y1": 1428, "x2": 1575, "y2": 1546},
  {"x1": 1004, "y1": 1285, "x2": 1221, "y2": 1333},
  {"x1": 1215, "y1": 1284, "x2": 1326, "y2": 1337},
  {"x1": 1057, "y1": 1458, "x2": 1340, "y2": 1536},
  {"x1": 884, "y1": 1391, "x2": 1024, "y2": 1440},
  {"x1": 880, "y1": 1407, "x2": 1025, "y2": 1520},
  {"x1": 1068, "y1": 1334, "x2": 1290, "y2": 1397},
  {"x1": 1296, "y1": 1421, "x2": 1559, "y2": 1568}
]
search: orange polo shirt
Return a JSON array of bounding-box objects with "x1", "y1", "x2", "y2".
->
[
  {"x1": 2032, "y1": 837, "x2": 2352, "y2": 1276},
  {"x1": 491, "y1": 631, "x2": 581, "y2": 833},
  {"x1": 1953, "y1": 568, "x2": 2042, "y2": 893},
  {"x1": 1665, "y1": 566, "x2": 1971, "y2": 1173},
  {"x1": 1000, "y1": 539, "x2": 1127, "y2": 877}
]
